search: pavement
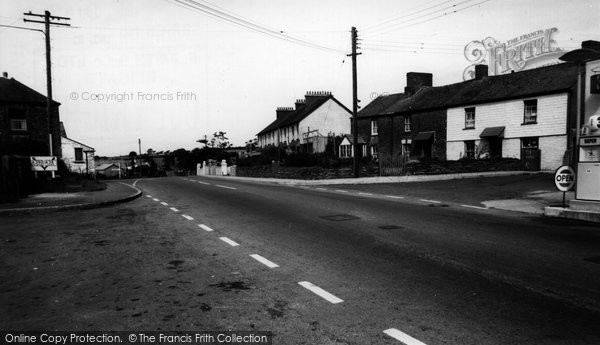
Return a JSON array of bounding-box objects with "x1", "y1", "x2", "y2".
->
[
  {"x1": 0, "y1": 180, "x2": 142, "y2": 214},
  {"x1": 0, "y1": 172, "x2": 585, "y2": 220}
]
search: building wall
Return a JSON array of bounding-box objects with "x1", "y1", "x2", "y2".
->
[
  {"x1": 358, "y1": 109, "x2": 446, "y2": 160},
  {"x1": 446, "y1": 93, "x2": 569, "y2": 169},
  {"x1": 61, "y1": 137, "x2": 95, "y2": 174},
  {"x1": 0, "y1": 103, "x2": 61, "y2": 156}
]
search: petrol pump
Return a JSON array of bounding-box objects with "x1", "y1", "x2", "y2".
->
[{"x1": 577, "y1": 115, "x2": 600, "y2": 201}]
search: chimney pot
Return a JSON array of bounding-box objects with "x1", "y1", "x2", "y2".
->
[{"x1": 2, "y1": 72, "x2": 7, "y2": 78}]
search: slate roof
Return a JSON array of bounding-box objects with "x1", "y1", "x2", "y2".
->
[
  {"x1": 0, "y1": 77, "x2": 60, "y2": 105},
  {"x1": 257, "y1": 95, "x2": 351, "y2": 136},
  {"x1": 358, "y1": 62, "x2": 578, "y2": 117},
  {"x1": 96, "y1": 163, "x2": 119, "y2": 171}
]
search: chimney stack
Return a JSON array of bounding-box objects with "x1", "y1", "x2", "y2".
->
[
  {"x1": 305, "y1": 91, "x2": 332, "y2": 106},
  {"x1": 295, "y1": 99, "x2": 306, "y2": 110},
  {"x1": 2, "y1": 72, "x2": 8, "y2": 78},
  {"x1": 405, "y1": 72, "x2": 432, "y2": 95},
  {"x1": 474, "y1": 64, "x2": 488, "y2": 80},
  {"x1": 276, "y1": 107, "x2": 294, "y2": 119}
]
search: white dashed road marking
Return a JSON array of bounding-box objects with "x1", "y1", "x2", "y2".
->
[
  {"x1": 152, "y1": 198, "x2": 160, "y2": 202},
  {"x1": 146, "y1": 195, "x2": 152, "y2": 198},
  {"x1": 316, "y1": 188, "x2": 327, "y2": 191},
  {"x1": 216, "y1": 185, "x2": 237, "y2": 190},
  {"x1": 197, "y1": 181, "x2": 210, "y2": 185},
  {"x1": 383, "y1": 328, "x2": 428, "y2": 345},
  {"x1": 420, "y1": 199, "x2": 441, "y2": 204},
  {"x1": 298, "y1": 281, "x2": 343, "y2": 304},
  {"x1": 386, "y1": 195, "x2": 404, "y2": 199},
  {"x1": 198, "y1": 224, "x2": 214, "y2": 232},
  {"x1": 358, "y1": 192, "x2": 373, "y2": 196},
  {"x1": 461, "y1": 204, "x2": 488, "y2": 210},
  {"x1": 250, "y1": 254, "x2": 279, "y2": 268},
  {"x1": 335, "y1": 190, "x2": 349, "y2": 193},
  {"x1": 219, "y1": 237, "x2": 239, "y2": 247},
  {"x1": 160, "y1": 202, "x2": 168, "y2": 206},
  {"x1": 169, "y1": 207, "x2": 180, "y2": 212},
  {"x1": 182, "y1": 214, "x2": 194, "y2": 220}
]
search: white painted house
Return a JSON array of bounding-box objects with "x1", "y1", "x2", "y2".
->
[
  {"x1": 446, "y1": 63, "x2": 578, "y2": 171},
  {"x1": 257, "y1": 91, "x2": 352, "y2": 153},
  {"x1": 60, "y1": 122, "x2": 96, "y2": 174}
]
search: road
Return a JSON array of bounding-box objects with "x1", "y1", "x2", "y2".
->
[{"x1": 2, "y1": 176, "x2": 600, "y2": 345}]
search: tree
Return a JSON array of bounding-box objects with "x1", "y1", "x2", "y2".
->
[{"x1": 209, "y1": 131, "x2": 232, "y2": 149}]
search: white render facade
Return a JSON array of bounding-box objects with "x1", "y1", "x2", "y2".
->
[
  {"x1": 61, "y1": 136, "x2": 96, "y2": 174},
  {"x1": 257, "y1": 98, "x2": 351, "y2": 150},
  {"x1": 446, "y1": 93, "x2": 569, "y2": 171}
]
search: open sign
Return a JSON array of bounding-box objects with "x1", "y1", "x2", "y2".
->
[{"x1": 554, "y1": 165, "x2": 575, "y2": 192}]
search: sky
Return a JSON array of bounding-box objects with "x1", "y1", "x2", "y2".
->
[{"x1": 1, "y1": 0, "x2": 598, "y2": 156}]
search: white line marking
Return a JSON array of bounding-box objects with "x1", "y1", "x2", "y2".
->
[
  {"x1": 197, "y1": 181, "x2": 210, "y2": 185},
  {"x1": 250, "y1": 254, "x2": 279, "y2": 268},
  {"x1": 420, "y1": 199, "x2": 441, "y2": 204},
  {"x1": 182, "y1": 214, "x2": 194, "y2": 220},
  {"x1": 298, "y1": 281, "x2": 343, "y2": 304},
  {"x1": 169, "y1": 207, "x2": 180, "y2": 212},
  {"x1": 146, "y1": 195, "x2": 152, "y2": 198},
  {"x1": 152, "y1": 198, "x2": 160, "y2": 202},
  {"x1": 219, "y1": 237, "x2": 239, "y2": 247},
  {"x1": 358, "y1": 192, "x2": 373, "y2": 196},
  {"x1": 198, "y1": 224, "x2": 214, "y2": 232},
  {"x1": 383, "y1": 328, "x2": 428, "y2": 345},
  {"x1": 335, "y1": 190, "x2": 349, "y2": 193},
  {"x1": 386, "y1": 195, "x2": 404, "y2": 199},
  {"x1": 315, "y1": 187, "x2": 327, "y2": 191},
  {"x1": 160, "y1": 202, "x2": 168, "y2": 206},
  {"x1": 133, "y1": 179, "x2": 140, "y2": 187},
  {"x1": 216, "y1": 185, "x2": 237, "y2": 190},
  {"x1": 461, "y1": 204, "x2": 488, "y2": 210}
]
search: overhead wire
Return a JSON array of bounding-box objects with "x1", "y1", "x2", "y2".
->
[
  {"x1": 362, "y1": 0, "x2": 454, "y2": 33},
  {"x1": 166, "y1": 0, "x2": 347, "y2": 54}
]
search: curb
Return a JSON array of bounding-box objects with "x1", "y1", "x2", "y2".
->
[
  {"x1": 0, "y1": 182, "x2": 142, "y2": 215},
  {"x1": 196, "y1": 170, "x2": 540, "y2": 186},
  {"x1": 544, "y1": 206, "x2": 600, "y2": 223}
]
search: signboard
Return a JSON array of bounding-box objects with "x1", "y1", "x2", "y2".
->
[
  {"x1": 30, "y1": 156, "x2": 58, "y2": 171},
  {"x1": 554, "y1": 165, "x2": 576, "y2": 192},
  {"x1": 463, "y1": 28, "x2": 563, "y2": 80}
]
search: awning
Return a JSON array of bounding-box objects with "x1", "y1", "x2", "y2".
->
[
  {"x1": 413, "y1": 131, "x2": 435, "y2": 141},
  {"x1": 479, "y1": 126, "x2": 505, "y2": 138}
]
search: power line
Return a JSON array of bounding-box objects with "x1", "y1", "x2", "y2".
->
[
  {"x1": 166, "y1": 0, "x2": 346, "y2": 54},
  {"x1": 363, "y1": 0, "x2": 492, "y2": 38},
  {"x1": 362, "y1": 0, "x2": 454, "y2": 32}
]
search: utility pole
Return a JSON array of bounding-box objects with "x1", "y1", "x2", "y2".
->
[
  {"x1": 23, "y1": 11, "x2": 70, "y2": 161},
  {"x1": 348, "y1": 27, "x2": 361, "y2": 178},
  {"x1": 138, "y1": 138, "x2": 142, "y2": 177}
]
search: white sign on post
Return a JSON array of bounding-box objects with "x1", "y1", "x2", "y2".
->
[
  {"x1": 30, "y1": 156, "x2": 58, "y2": 171},
  {"x1": 554, "y1": 165, "x2": 576, "y2": 192}
]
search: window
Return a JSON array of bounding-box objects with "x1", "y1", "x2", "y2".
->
[
  {"x1": 74, "y1": 148, "x2": 84, "y2": 162},
  {"x1": 402, "y1": 143, "x2": 411, "y2": 156},
  {"x1": 522, "y1": 137, "x2": 539, "y2": 149},
  {"x1": 371, "y1": 144, "x2": 378, "y2": 158},
  {"x1": 10, "y1": 119, "x2": 27, "y2": 131},
  {"x1": 465, "y1": 107, "x2": 475, "y2": 129},
  {"x1": 464, "y1": 140, "x2": 475, "y2": 159},
  {"x1": 340, "y1": 144, "x2": 352, "y2": 158},
  {"x1": 404, "y1": 116, "x2": 411, "y2": 132},
  {"x1": 523, "y1": 99, "x2": 537, "y2": 124},
  {"x1": 371, "y1": 120, "x2": 378, "y2": 135}
]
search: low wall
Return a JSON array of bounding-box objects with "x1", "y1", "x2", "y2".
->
[{"x1": 236, "y1": 158, "x2": 522, "y2": 180}]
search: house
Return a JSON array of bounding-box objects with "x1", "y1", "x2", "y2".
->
[
  {"x1": 96, "y1": 163, "x2": 121, "y2": 178},
  {"x1": 338, "y1": 134, "x2": 366, "y2": 158},
  {"x1": 257, "y1": 91, "x2": 352, "y2": 153},
  {"x1": 445, "y1": 63, "x2": 578, "y2": 170},
  {"x1": 356, "y1": 72, "x2": 446, "y2": 160},
  {"x1": 60, "y1": 122, "x2": 96, "y2": 174},
  {"x1": 0, "y1": 72, "x2": 61, "y2": 157},
  {"x1": 356, "y1": 64, "x2": 579, "y2": 171}
]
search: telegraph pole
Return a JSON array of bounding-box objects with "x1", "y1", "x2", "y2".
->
[
  {"x1": 348, "y1": 27, "x2": 361, "y2": 178},
  {"x1": 23, "y1": 11, "x2": 70, "y2": 158}
]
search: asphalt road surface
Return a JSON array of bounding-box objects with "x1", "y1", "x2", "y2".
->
[{"x1": 2, "y1": 176, "x2": 600, "y2": 345}]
